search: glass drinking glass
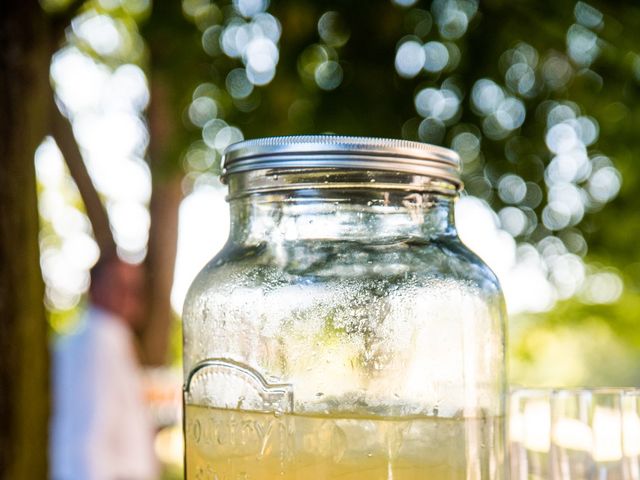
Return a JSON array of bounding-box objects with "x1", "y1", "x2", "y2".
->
[
  {"x1": 510, "y1": 389, "x2": 553, "y2": 480},
  {"x1": 623, "y1": 390, "x2": 640, "y2": 480},
  {"x1": 510, "y1": 388, "x2": 640, "y2": 480}
]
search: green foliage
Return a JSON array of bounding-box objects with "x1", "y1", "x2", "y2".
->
[
  {"x1": 45, "y1": 0, "x2": 640, "y2": 386},
  {"x1": 179, "y1": 0, "x2": 640, "y2": 386}
]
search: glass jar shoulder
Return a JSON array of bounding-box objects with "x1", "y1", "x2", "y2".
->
[
  {"x1": 424, "y1": 234, "x2": 503, "y2": 297},
  {"x1": 183, "y1": 235, "x2": 502, "y2": 314}
]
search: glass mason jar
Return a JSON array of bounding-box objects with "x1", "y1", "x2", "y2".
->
[{"x1": 183, "y1": 136, "x2": 507, "y2": 479}]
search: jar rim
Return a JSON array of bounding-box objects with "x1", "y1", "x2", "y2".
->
[{"x1": 221, "y1": 135, "x2": 462, "y2": 189}]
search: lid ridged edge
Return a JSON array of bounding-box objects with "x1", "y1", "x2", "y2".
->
[{"x1": 221, "y1": 135, "x2": 461, "y2": 186}]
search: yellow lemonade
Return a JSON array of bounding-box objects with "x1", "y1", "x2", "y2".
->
[{"x1": 185, "y1": 404, "x2": 502, "y2": 480}]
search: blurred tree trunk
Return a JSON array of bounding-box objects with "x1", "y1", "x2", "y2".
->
[
  {"x1": 139, "y1": 2, "x2": 196, "y2": 365},
  {"x1": 41, "y1": 2, "x2": 188, "y2": 366},
  {"x1": 142, "y1": 77, "x2": 182, "y2": 365},
  {"x1": 48, "y1": 2, "x2": 117, "y2": 261},
  {"x1": 0, "y1": 1, "x2": 50, "y2": 477},
  {"x1": 51, "y1": 107, "x2": 117, "y2": 258}
]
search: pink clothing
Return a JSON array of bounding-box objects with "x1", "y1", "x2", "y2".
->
[{"x1": 50, "y1": 307, "x2": 158, "y2": 480}]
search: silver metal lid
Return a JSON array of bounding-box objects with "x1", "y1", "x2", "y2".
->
[{"x1": 222, "y1": 135, "x2": 461, "y2": 188}]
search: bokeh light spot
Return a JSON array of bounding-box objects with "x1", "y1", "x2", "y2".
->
[
  {"x1": 548, "y1": 182, "x2": 585, "y2": 226},
  {"x1": 588, "y1": 166, "x2": 621, "y2": 204},
  {"x1": 202, "y1": 25, "x2": 223, "y2": 56},
  {"x1": 574, "y1": 1, "x2": 603, "y2": 30},
  {"x1": 213, "y1": 126, "x2": 244, "y2": 153},
  {"x1": 435, "y1": 6, "x2": 469, "y2": 40},
  {"x1": 108, "y1": 200, "x2": 150, "y2": 255},
  {"x1": 423, "y1": 41, "x2": 449, "y2": 73},
  {"x1": 542, "y1": 54, "x2": 573, "y2": 90},
  {"x1": 580, "y1": 272, "x2": 623, "y2": 304},
  {"x1": 495, "y1": 98, "x2": 526, "y2": 130},
  {"x1": 505, "y1": 63, "x2": 536, "y2": 97},
  {"x1": 498, "y1": 174, "x2": 527, "y2": 204},
  {"x1": 226, "y1": 68, "x2": 254, "y2": 99},
  {"x1": 542, "y1": 201, "x2": 572, "y2": 231},
  {"x1": 233, "y1": 0, "x2": 269, "y2": 18},
  {"x1": 184, "y1": 142, "x2": 218, "y2": 172},
  {"x1": 202, "y1": 119, "x2": 229, "y2": 148},
  {"x1": 547, "y1": 103, "x2": 577, "y2": 127},
  {"x1": 242, "y1": 35, "x2": 279, "y2": 86},
  {"x1": 451, "y1": 132, "x2": 481, "y2": 163},
  {"x1": 414, "y1": 87, "x2": 459, "y2": 121},
  {"x1": 318, "y1": 11, "x2": 350, "y2": 47},
  {"x1": 72, "y1": 11, "x2": 122, "y2": 56},
  {"x1": 314, "y1": 61, "x2": 343, "y2": 90},
  {"x1": 188, "y1": 96, "x2": 218, "y2": 127},
  {"x1": 392, "y1": 0, "x2": 419, "y2": 7},
  {"x1": 395, "y1": 40, "x2": 426, "y2": 78},
  {"x1": 254, "y1": 13, "x2": 281, "y2": 43},
  {"x1": 522, "y1": 182, "x2": 543, "y2": 209},
  {"x1": 545, "y1": 123, "x2": 580, "y2": 154},
  {"x1": 567, "y1": 24, "x2": 600, "y2": 66},
  {"x1": 499, "y1": 206, "x2": 528, "y2": 237},
  {"x1": 418, "y1": 117, "x2": 446, "y2": 144},
  {"x1": 110, "y1": 64, "x2": 149, "y2": 111},
  {"x1": 472, "y1": 79, "x2": 504, "y2": 116}
]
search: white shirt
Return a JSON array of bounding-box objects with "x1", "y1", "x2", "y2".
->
[{"x1": 50, "y1": 307, "x2": 159, "y2": 480}]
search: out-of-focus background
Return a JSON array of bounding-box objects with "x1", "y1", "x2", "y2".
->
[{"x1": 2, "y1": 0, "x2": 640, "y2": 477}]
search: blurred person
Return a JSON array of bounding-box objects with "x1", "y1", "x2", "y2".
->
[{"x1": 50, "y1": 256, "x2": 159, "y2": 480}]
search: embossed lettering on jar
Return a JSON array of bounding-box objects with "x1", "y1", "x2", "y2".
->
[{"x1": 183, "y1": 136, "x2": 507, "y2": 480}]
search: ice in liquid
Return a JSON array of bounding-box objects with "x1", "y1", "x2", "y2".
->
[{"x1": 185, "y1": 404, "x2": 502, "y2": 480}]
